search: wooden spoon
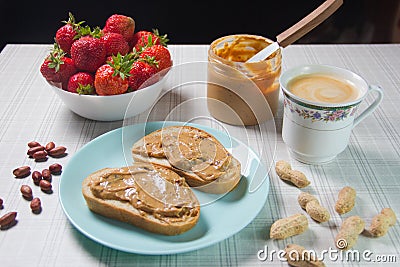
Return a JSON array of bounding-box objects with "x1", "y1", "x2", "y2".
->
[{"x1": 247, "y1": 0, "x2": 343, "y2": 63}]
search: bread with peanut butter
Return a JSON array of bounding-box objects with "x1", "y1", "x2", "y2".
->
[
  {"x1": 131, "y1": 126, "x2": 241, "y2": 194},
  {"x1": 82, "y1": 162, "x2": 200, "y2": 235}
]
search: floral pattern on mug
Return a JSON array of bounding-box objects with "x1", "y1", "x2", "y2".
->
[{"x1": 284, "y1": 98, "x2": 358, "y2": 122}]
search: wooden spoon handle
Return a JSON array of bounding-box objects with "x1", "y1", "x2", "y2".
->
[{"x1": 277, "y1": 0, "x2": 343, "y2": 48}]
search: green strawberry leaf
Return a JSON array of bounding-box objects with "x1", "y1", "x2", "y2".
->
[
  {"x1": 76, "y1": 84, "x2": 94, "y2": 95},
  {"x1": 109, "y1": 53, "x2": 134, "y2": 80},
  {"x1": 152, "y1": 28, "x2": 169, "y2": 46}
]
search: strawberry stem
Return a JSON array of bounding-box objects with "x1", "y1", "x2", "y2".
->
[
  {"x1": 152, "y1": 28, "x2": 169, "y2": 46},
  {"x1": 76, "y1": 84, "x2": 95, "y2": 95},
  {"x1": 108, "y1": 53, "x2": 135, "y2": 80},
  {"x1": 62, "y1": 12, "x2": 85, "y2": 31},
  {"x1": 48, "y1": 43, "x2": 66, "y2": 72}
]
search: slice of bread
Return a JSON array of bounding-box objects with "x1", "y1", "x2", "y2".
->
[
  {"x1": 82, "y1": 163, "x2": 200, "y2": 235},
  {"x1": 131, "y1": 126, "x2": 241, "y2": 194}
]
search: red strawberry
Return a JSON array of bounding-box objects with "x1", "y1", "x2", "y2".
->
[
  {"x1": 103, "y1": 14, "x2": 135, "y2": 44},
  {"x1": 55, "y1": 13, "x2": 84, "y2": 54},
  {"x1": 71, "y1": 36, "x2": 106, "y2": 72},
  {"x1": 128, "y1": 61, "x2": 158, "y2": 91},
  {"x1": 58, "y1": 57, "x2": 77, "y2": 83},
  {"x1": 101, "y1": 32, "x2": 129, "y2": 56},
  {"x1": 139, "y1": 45, "x2": 172, "y2": 72},
  {"x1": 68, "y1": 72, "x2": 95, "y2": 94},
  {"x1": 40, "y1": 44, "x2": 77, "y2": 84},
  {"x1": 94, "y1": 53, "x2": 134, "y2": 95},
  {"x1": 40, "y1": 59, "x2": 60, "y2": 83},
  {"x1": 131, "y1": 29, "x2": 168, "y2": 51}
]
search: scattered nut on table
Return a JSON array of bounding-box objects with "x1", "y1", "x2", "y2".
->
[
  {"x1": 20, "y1": 185, "x2": 33, "y2": 200},
  {"x1": 13, "y1": 166, "x2": 31, "y2": 178},
  {"x1": 28, "y1": 141, "x2": 41, "y2": 148},
  {"x1": 49, "y1": 163, "x2": 62, "y2": 175},
  {"x1": 335, "y1": 186, "x2": 356, "y2": 215},
  {"x1": 48, "y1": 146, "x2": 67, "y2": 157},
  {"x1": 0, "y1": 211, "x2": 17, "y2": 230},
  {"x1": 275, "y1": 160, "x2": 310, "y2": 188},
  {"x1": 298, "y1": 192, "x2": 330, "y2": 223},
  {"x1": 27, "y1": 145, "x2": 45, "y2": 157},
  {"x1": 270, "y1": 213, "x2": 308, "y2": 239},
  {"x1": 30, "y1": 197, "x2": 42, "y2": 214},
  {"x1": 42, "y1": 169, "x2": 52, "y2": 182},
  {"x1": 39, "y1": 180, "x2": 52, "y2": 193},
  {"x1": 32, "y1": 171, "x2": 43, "y2": 185},
  {"x1": 284, "y1": 244, "x2": 325, "y2": 267},
  {"x1": 335, "y1": 216, "x2": 365, "y2": 250},
  {"x1": 368, "y1": 208, "x2": 396, "y2": 237},
  {"x1": 45, "y1": 141, "x2": 55, "y2": 151}
]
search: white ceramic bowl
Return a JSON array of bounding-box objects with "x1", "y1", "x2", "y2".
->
[{"x1": 47, "y1": 73, "x2": 168, "y2": 121}]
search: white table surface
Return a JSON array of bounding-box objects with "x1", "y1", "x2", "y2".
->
[{"x1": 0, "y1": 44, "x2": 399, "y2": 266}]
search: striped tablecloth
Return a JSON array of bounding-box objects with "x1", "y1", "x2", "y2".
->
[{"x1": 0, "y1": 44, "x2": 399, "y2": 266}]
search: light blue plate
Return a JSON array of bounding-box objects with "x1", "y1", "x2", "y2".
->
[{"x1": 59, "y1": 121, "x2": 269, "y2": 255}]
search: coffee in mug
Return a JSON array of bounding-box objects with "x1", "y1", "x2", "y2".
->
[
  {"x1": 287, "y1": 74, "x2": 359, "y2": 104},
  {"x1": 280, "y1": 65, "x2": 383, "y2": 164}
]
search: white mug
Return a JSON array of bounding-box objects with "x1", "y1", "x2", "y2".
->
[{"x1": 280, "y1": 65, "x2": 383, "y2": 164}]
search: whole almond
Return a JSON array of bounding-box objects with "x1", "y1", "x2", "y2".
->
[
  {"x1": 30, "y1": 198, "x2": 41, "y2": 213},
  {"x1": 45, "y1": 141, "x2": 55, "y2": 152},
  {"x1": 42, "y1": 169, "x2": 52, "y2": 182},
  {"x1": 0, "y1": 211, "x2": 17, "y2": 227},
  {"x1": 48, "y1": 146, "x2": 67, "y2": 157},
  {"x1": 49, "y1": 163, "x2": 62, "y2": 175},
  {"x1": 20, "y1": 185, "x2": 33, "y2": 199},
  {"x1": 32, "y1": 171, "x2": 42, "y2": 185},
  {"x1": 27, "y1": 146, "x2": 45, "y2": 157},
  {"x1": 39, "y1": 180, "x2": 52, "y2": 192},
  {"x1": 13, "y1": 166, "x2": 31, "y2": 178},
  {"x1": 28, "y1": 141, "x2": 41, "y2": 148}
]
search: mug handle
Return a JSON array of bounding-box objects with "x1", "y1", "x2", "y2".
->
[{"x1": 353, "y1": 85, "x2": 383, "y2": 128}]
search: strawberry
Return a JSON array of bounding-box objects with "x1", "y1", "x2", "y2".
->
[
  {"x1": 101, "y1": 32, "x2": 129, "y2": 56},
  {"x1": 67, "y1": 72, "x2": 95, "y2": 94},
  {"x1": 55, "y1": 12, "x2": 84, "y2": 54},
  {"x1": 94, "y1": 53, "x2": 134, "y2": 95},
  {"x1": 71, "y1": 35, "x2": 106, "y2": 72},
  {"x1": 40, "y1": 43, "x2": 77, "y2": 85},
  {"x1": 128, "y1": 60, "x2": 158, "y2": 91},
  {"x1": 139, "y1": 45, "x2": 172, "y2": 72},
  {"x1": 103, "y1": 14, "x2": 135, "y2": 44},
  {"x1": 131, "y1": 29, "x2": 168, "y2": 51}
]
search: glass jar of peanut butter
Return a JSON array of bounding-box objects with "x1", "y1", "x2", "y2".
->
[{"x1": 207, "y1": 34, "x2": 281, "y2": 125}]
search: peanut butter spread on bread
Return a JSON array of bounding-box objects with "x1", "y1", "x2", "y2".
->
[
  {"x1": 132, "y1": 126, "x2": 232, "y2": 181},
  {"x1": 89, "y1": 163, "x2": 199, "y2": 222}
]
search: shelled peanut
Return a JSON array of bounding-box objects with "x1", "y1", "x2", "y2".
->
[
  {"x1": 275, "y1": 160, "x2": 310, "y2": 188},
  {"x1": 368, "y1": 208, "x2": 396, "y2": 237},
  {"x1": 270, "y1": 213, "x2": 308, "y2": 239},
  {"x1": 4, "y1": 140, "x2": 68, "y2": 230},
  {"x1": 335, "y1": 216, "x2": 365, "y2": 250},
  {"x1": 0, "y1": 212, "x2": 17, "y2": 230},
  {"x1": 284, "y1": 244, "x2": 325, "y2": 267},
  {"x1": 30, "y1": 197, "x2": 42, "y2": 214},
  {"x1": 298, "y1": 192, "x2": 330, "y2": 223},
  {"x1": 335, "y1": 186, "x2": 356, "y2": 215}
]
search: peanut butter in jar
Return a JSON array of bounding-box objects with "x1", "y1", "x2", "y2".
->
[{"x1": 207, "y1": 34, "x2": 281, "y2": 125}]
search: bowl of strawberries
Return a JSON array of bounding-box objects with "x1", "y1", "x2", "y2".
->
[{"x1": 40, "y1": 13, "x2": 172, "y2": 121}]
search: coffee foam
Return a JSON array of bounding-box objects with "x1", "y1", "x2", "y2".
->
[{"x1": 288, "y1": 74, "x2": 359, "y2": 104}]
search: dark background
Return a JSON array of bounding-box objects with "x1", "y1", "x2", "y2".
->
[{"x1": 1, "y1": 0, "x2": 399, "y2": 52}]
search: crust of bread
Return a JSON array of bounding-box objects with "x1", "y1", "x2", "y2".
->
[
  {"x1": 131, "y1": 126, "x2": 242, "y2": 194},
  {"x1": 82, "y1": 166, "x2": 200, "y2": 235}
]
